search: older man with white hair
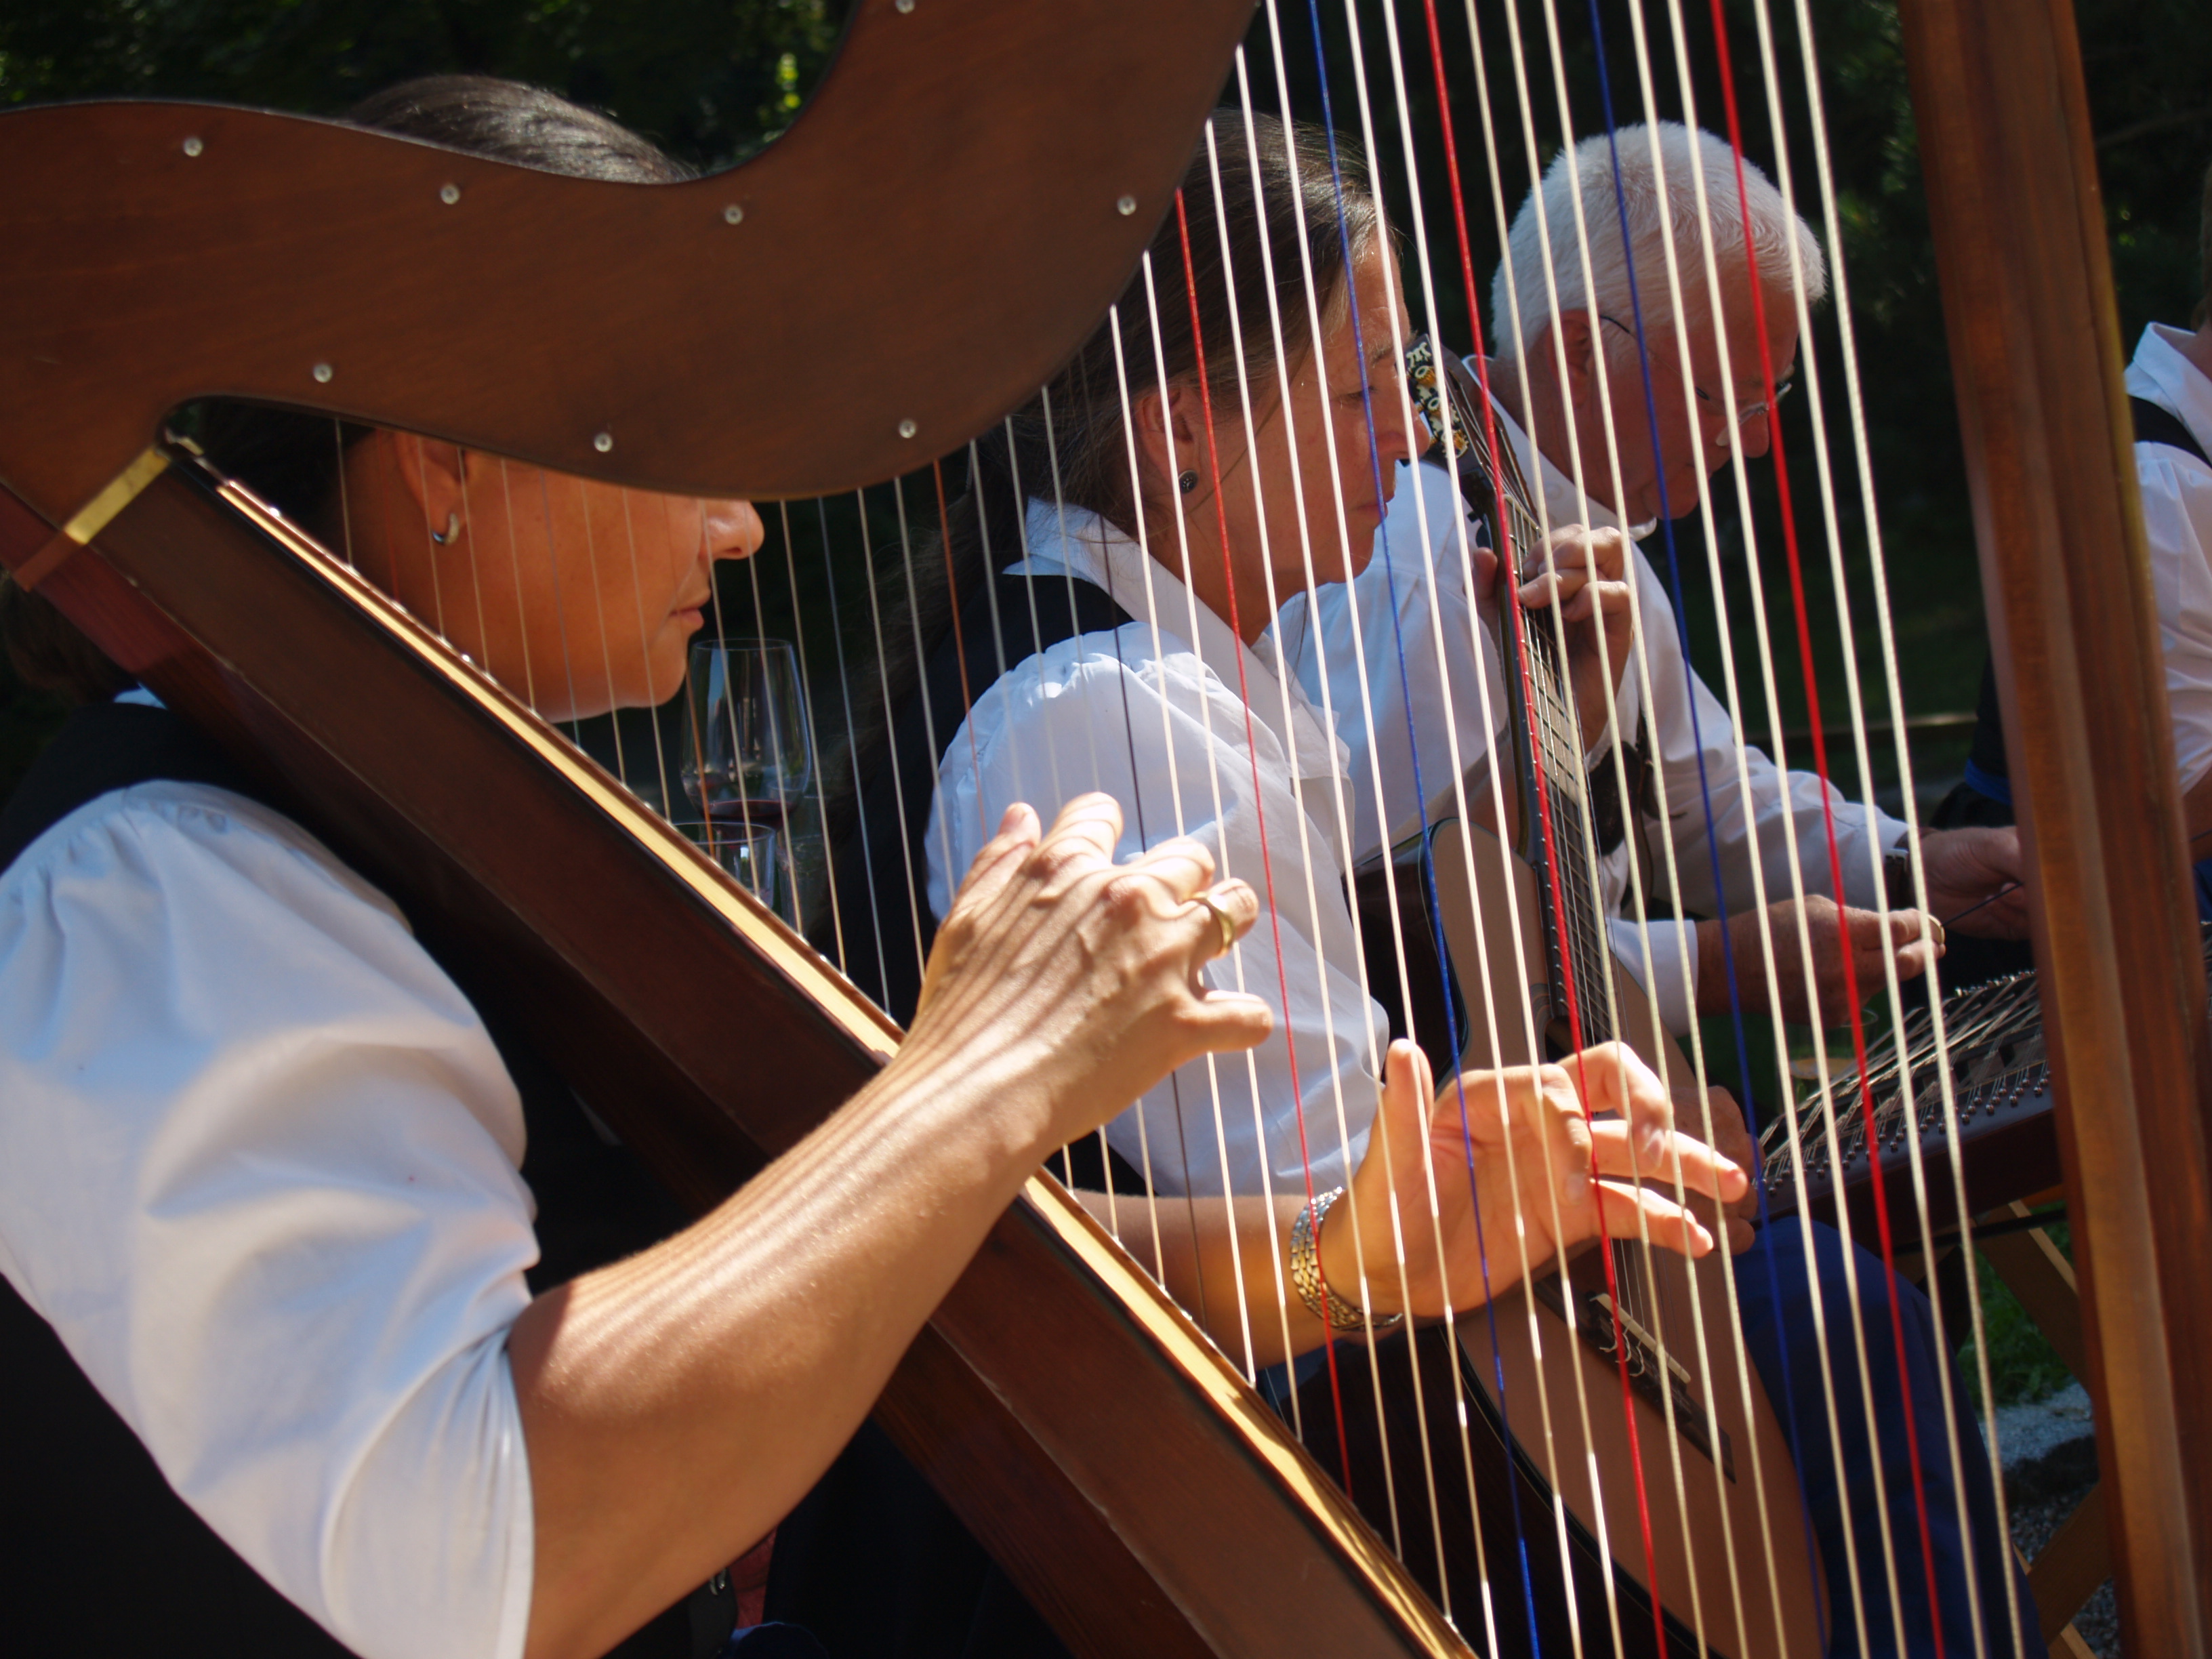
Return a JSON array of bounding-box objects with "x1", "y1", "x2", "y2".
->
[
  {"x1": 1279, "y1": 121, "x2": 2024, "y2": 1038},
  {"x1": 1272, "y1": 121, "x2": 2043, "y2": 1659}
]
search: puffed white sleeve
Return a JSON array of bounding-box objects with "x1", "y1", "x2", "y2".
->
[
  {"x1": 1278, "y1": 459, "x2": 1510, "y2": 864},
  {"x1": 2140, "y1": 451, "x2": 2212, "y2": 792},
  {"x1": 928, "y1": 632, "x2": 1387, "y2": 1197},
  {"x1": 0, "y1": 783, "x2": 541, "y2": 1659}
]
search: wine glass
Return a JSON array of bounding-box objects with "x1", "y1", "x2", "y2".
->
[{"x1": 679, "y1": 638, "x2": 811, "y2": 917}]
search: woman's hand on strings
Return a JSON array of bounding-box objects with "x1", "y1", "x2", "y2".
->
[
  {"x1": 1323, "y1": 1039, "x2": 1746, "y2": 1321},
  {"x1": 903, "y1": 794, "x2": 1273, "y2": 1157},
  {"x1": 1696, "y1": 895, "x2": 1943, "y2": 1027}
]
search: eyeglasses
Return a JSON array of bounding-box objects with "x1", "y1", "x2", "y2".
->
[{"x1": 1599, "y1": 314, "x2": 1793, "y2": 431}]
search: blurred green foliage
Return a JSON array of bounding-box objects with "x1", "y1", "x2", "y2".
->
[
  {"x1": 1961, "y1": 1223, "x2": 2078, "y2": 1409},
  {"x1": 0, "y1": 0, "x2": 842, "y2": 163}
]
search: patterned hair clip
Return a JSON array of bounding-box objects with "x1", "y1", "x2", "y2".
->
[{"x1": 1404, "y1": 333, "x2": 1471, "y2": 463}]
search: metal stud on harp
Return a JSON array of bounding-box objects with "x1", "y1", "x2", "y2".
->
[{"x1": 2, "y1": 0, "x2": 2207, "y2": 1656}]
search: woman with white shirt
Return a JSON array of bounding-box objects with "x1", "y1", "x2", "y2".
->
[
  {"x1": 830, "y1": 112, "x2": 1743, "y2": 1378},
  {"x1": 0, "y1": 78, "x2": 1296, "y2": 1659}
]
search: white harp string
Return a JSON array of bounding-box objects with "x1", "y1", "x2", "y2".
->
[{"x1": 268, "y1": 5, "x2": 2039, "y2": 1640}]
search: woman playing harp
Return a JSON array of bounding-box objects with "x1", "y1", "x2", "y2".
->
[{"x1": 0, "y1": 78, "x2": 1279, "y2": 1659}]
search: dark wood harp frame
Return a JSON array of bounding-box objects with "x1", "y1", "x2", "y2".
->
[{"x1": 1, "y1": 0, "x2": 2207, "y2": 1655}]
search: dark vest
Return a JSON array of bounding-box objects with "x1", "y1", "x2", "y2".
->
[{"x1": 0, "y1": 701, "x2": 716, "y2": 1658}]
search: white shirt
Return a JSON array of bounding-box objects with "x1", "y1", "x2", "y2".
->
[
  {"x1": 0, "y1": 779, "x2": 537, "y2": 1659},
  {"x1": 926, "y1": 500, "x2": 1385, "y2": 1199},
  {"x1": 2123, "y1": 321, "x2": 2212, "y2": 792},
  {"x1": 1273, "y1": 399, "x2": 1907, "y2": 1035}
]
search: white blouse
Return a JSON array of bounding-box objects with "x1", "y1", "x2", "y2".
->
[
  {"x1": 2123, "y1": 321, "x2": 2212, "y2": 792},
  {"x1": 925, "y1": 500, "x2": 1386, "y2": 1200},
  {"x1": 0, "y1": 778, "x2": 537, "y2": 1659}
]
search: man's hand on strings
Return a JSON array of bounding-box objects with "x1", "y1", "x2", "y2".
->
[
  {"x1": 1501, "y1": 523, "x2": 1636, "y2": 748},
  {"x1": 1916, "y1": 826, "x2": 2029, "y2": 937},
  {"x1": 1675, "y1": 1084, "x2": 1761, "y2": 1253},
  {"x1": 905, "y1": 794, "x2": 1272, "y2": 1155},
  {"x1": 1695, "y1": 895, "x2": 1944, "y2": 1027},
  {"x1": 1324, "y1": 1040, "x2": 1744, "y2": 1320}
]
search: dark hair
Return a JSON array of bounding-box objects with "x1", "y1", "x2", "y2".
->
[
  {"x1": 828, "y1": 110, "x2": 1379, "y2": 843},
  {"x1": 3, "y1": 75, "x2": 692, "y2": 703}
]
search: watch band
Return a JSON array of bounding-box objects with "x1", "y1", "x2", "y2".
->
[{"x1": 1290, "y1": 1186, "x2": 1406, "y2": 1334}]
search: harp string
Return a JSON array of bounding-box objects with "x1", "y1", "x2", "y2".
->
[
  {"x1": 1034, "y1": 393, "x2": 1138, "y2": 1250},
  {"x1": 1201, "y1": 85, "x2": 1426, "y2": 1557},
  {"x1": 780, "y1": 501, "x2": 846, "y2": 969},
  {"x1": 1170, "y1": 182, "x2": 1359, "y2": 1461},
  {"x1": 1480, "y1": 5, "x2": 1836, "y2": 1647},
  {"x1": 1296, "y1": 1, "x2": 1651, "y2": 1637},
  {"x1": 459, "y1": 446, "x2": 491, "y2": 686},
  {"x1": 1130, "y1": 250, "x2": 1261, "y2": 1378},
  {"x1": 497, "y1": 461, "x2": 537, "y2": 712},
  {"x1": 1298, "y1": 7, "x2": 1624, "y2": 1629},
  {"x1": 1628, "y1": 6, "x2": 1955, "y2": 1654},
  {"x1": 1553, "y1": 20, "x2": 1904, "y2": 1649},
  {"x1": 1103, "y1": 295, "x2": 1222, "y2": 1321},
  {"x1": 1565, "y1": 0, "x2": 2017, "y2": 1654},
  {"x1": 332, "y1": 418, "x2": 356, "y2": 573},
  {"x1": 1771, "y1": 0, "x2": 2029, "y2": 1635},
  {"x1": 1336, "y1": 1, "x2": 1685, "y2": 1641},
  {"x1": 1555, "y1": 5, "x2": 1814, "y2": 1647},
  {"x1": 1176, "y1": 142, "x2": 1327, "y2": 1406},
  {"x1": 615, "y1": 493, "x2": 680, "y2": 879},
  {"x1": 1419, "y1": 6, "x2": 1615, "y2": 1647},
  {"x1": 1393, "y1": 0, "x2": 1768, "y2": 1639},
  {"x1": 1699, "y1": 0, "x2": 2007, "y2": 1646}
]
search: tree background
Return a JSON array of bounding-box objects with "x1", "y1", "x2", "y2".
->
[{"x1": 3, "y1": 0, "x2": 2208, "y2": 821}]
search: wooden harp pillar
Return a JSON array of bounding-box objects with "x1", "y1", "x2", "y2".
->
[{"x1": 1900, "y1": 0, "x2": 2212, "y2": 1647}]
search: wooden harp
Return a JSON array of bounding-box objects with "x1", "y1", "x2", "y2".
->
[{"x1": 0, "y1": 2, "x2": 1462, "y2": 1654}]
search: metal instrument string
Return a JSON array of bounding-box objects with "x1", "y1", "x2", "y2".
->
[
  {"x1": 780, "y1": 501, "x2": 844, "y2": 971},
  {"x1": 1315, "y1": 4, "x2": 1636, "y2": 1624},
  {"x1": 1565, "y1": 35, "x2": 1894, "y2": 1650},
  {"x1": 1134, "y1": 251, "x2": 1260, "y2": 1373},
  {"x1": 1723, "y1": 1, "x2": 2018, "y2": 1641},
  {"x1": 1204, "y1": 85, "x2": 1429, "y2": 1553},
  {"x1": 1171, "y1": 180, "x2": 1359, "y2": 1486}
]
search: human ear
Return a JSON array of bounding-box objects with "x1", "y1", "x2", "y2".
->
[
  {"x1": 1554, "y1": 310, "x2": 1601, "y2": 409},
  {"x1": 1134, "y1": 386, "x2": 1207, "y2": 501},
  {"x1": 386, "y1": 433, "x2": 471, "y2": 546}
]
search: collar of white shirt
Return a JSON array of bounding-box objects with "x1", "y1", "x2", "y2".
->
[
  {"x1": 1008, "y1": 496, "x2": 1350, "y2": 784},
  {"x1": 2126, "y1": 321, "x2": 2212, "y2": 463}
]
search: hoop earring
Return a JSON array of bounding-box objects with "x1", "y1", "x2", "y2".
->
[
  {"x1": 1177, "y1": 470, "x2": 1198, "y2": 496},
  {"x1": 430, "y1": 511, "x2": 461, "y2": 546}
]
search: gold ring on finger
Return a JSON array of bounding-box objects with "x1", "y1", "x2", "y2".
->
[{"x1": 1193, "y1": 888, "x2": 1239, "y2": 959}]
